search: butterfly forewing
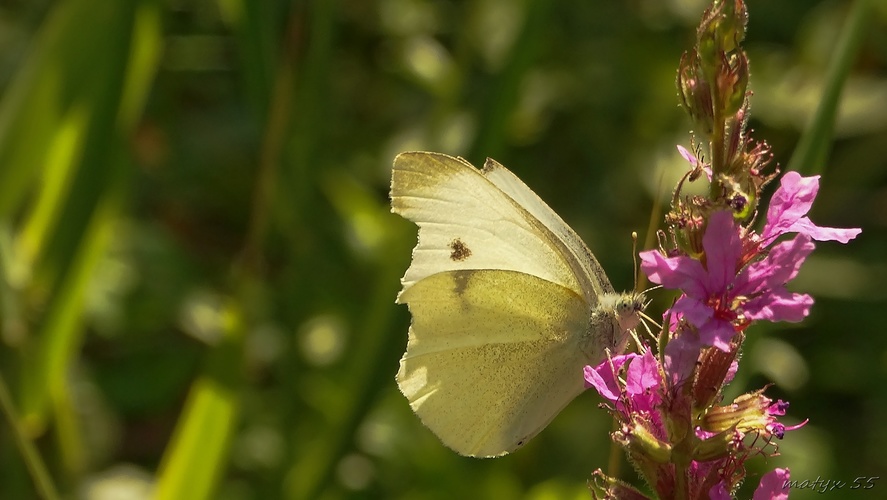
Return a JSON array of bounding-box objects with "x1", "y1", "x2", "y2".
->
[
  {"x1": 391, "y1": 152, "x2": 585, "y2": 298},
  {"x1": 481, "y1": 158, "x2": 616, "y2": 304}
]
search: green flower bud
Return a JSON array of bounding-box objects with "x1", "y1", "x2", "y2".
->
[
  {"x1": 616, "y1": 421, "x2": 673, "y2": 464},
  {"x1": 677, "y1": 53, "x2": 715, "y2": 135},
  {"x1": 722, "y1": 52, "x2": 749, "y2": 116}
]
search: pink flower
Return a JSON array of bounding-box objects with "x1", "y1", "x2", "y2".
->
[
  {"x1": 640, "y1": 172, "x2": 861, "y2": 351},
  {"x1": 761, "y1": 172, "x2": 860, "y2": 244},
  {"x1": 585, "y1": 350, "x2": 663, "y2": 418},
  {"x1": 584, "y1": 353, "x2": 636, "y2": 403},
  {"x1": 585, "y1": 350, "x2": 667, "y2": 444},
  {"x1": 641, "y1": 211, "x2": 747, "y2": 350}
]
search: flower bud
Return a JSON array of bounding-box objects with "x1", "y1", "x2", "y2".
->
[
  {"x1": 692, "y1": 340, "x2": 740, "y2": 409},
  {"x1": 691, "y1": 428, "x2": 735, "y2": 461},
  {"x1": 616, "y1": 421, "x2": 673, "y2": 464},
  {"x1": 720, "y1": 52, "x2": 749, "y2": 116},
  {"x1": 702, "y1": 389, "x2": 770, "y2": 433},
  {"x1": 696, "y1": 8, "x2": 720, "y2": 71},
  {"x1": 590, "y1": 470, "x2": 653, "y2": 500},
  {"x1": 677, "y1": 53, "x2": 714, "y2": 135},
  {"x1": 713, "y1": 0, "x2": 748, "y2": 52}
]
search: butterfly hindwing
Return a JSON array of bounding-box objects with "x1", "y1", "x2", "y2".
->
[{"x1": 396, "y1": 269, "x2": 592, "y2": 457}]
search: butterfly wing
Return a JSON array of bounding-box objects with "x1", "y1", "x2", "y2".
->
[
  {"x1": 391, "y1": 152, "x2": 623, "y2": 456},
  {"x1": 480, "y1": 158, "x2": 616, "y2": 303},
  {"x1": 396, "y1": 269, "x2": 591, "y2": 457},
  {"x1": 391, "y1": 152, "x2": 587, "y2": 298}
]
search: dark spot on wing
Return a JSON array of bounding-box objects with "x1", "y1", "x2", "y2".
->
[
  {"x1": 452, "y1": 270, "x2": 473, "y2": 296},
  {"x1": 449, "y1": 238, "x2": 472, "y2": 261}
]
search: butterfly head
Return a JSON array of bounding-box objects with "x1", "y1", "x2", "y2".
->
[
  {"x1": 586, "y1": 292, "x2": 648, "y2": 359},
  {"x1": 614, "y1": 291, "x2": 648, "y2": 333}
]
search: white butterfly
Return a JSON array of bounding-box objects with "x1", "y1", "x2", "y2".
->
[{"x1": 391, "y1": 151, "x2": 645, "y2": 458}]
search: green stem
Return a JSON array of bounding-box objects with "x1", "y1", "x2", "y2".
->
[
  {"x1": 0, "y1": 372, "x2": 60, "y2": 500},
  {"x1": 672, "y1": 439, "x2": 692, "y2": 500},
  {"x1": 708, "y1": 70, "x2": 725, "y2": 199},
  {"x1": 786, "y1": 0, "x2": 873, "y2": 175}
]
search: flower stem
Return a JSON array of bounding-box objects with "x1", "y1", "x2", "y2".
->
[
  {"x1": 709, "y1": 105, "x2": 725, "y2": 199},
  {"x1": 672, "y1": 439, "x2": 692, "y2": 500},
  {"x1": 0, "y1": 372, "x2": 60, "y2": 500}
]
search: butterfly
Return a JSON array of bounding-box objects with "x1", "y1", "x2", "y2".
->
[{"x1": 391, "y1": 151, "x2": 645, "y2": 457}]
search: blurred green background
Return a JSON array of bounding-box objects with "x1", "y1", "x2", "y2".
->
[{"x1": 0, "y1": 0, "x2": 884, "y2": 499}]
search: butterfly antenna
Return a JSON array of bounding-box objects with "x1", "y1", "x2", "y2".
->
[
  {"x1": 642, "y1": 284, "x2": 663, "y2": 296},
  {"x1": 631, "y1": 232, "x2": 640, "y2": 293},
  {"x1": 629, "y1": 329, "x2": 646, "y2": 354},
  {"x1": 639, "y1": 311, "x2": 661, "y2": 341}
]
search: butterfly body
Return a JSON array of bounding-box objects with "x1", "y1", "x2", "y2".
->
[{"x1": 391, "y1": 152, "x2": 644, "y2": 457}]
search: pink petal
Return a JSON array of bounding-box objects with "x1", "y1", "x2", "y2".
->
[
  {"x1": 709, "y1": 481, "x2": 732, "y2": 500},
  {"x1": 697, "y1": 318, "x2": 736, "y2": 351},
  {"x1": 761, "y1": 172, "x2": 861, "y2": 244},
  {"x1": 722, "y1": 360, "x2": 739, "y2": 386},
  {"x1": 672, "y1": 295, "x2": 713, "y2": 327},
  {"x1": 787, "y1": 217, "x2": 861, "y2": 243},
  {"x1": 640, "y1": 250, "x2": 707, "y2": 296},
  {"x1": 626, "y1": 349, "x2": 660, "y2": 395},
  {"x1": 744, "y1": 289, "x2": 813, "y2": 323},
  {"x1": 677, "y1": 145, "x2": 698, "y2": 167},
  {"x1": 584, "y1": 354, "x2": 636, "y2": 401},
  {"x1": 702, "y1": 211, "x2": 742, "y2": 292},
  {"x1": 753, "y1": 468, "x2": 790, "y2": 500},
  {"x1": 762, "y1": 172, "x2": 819, "y2": 242},
  {"x1": 663, "y1": 335, "x2": 701, "y2": 385},
  {"x1": 739, "y1": 235, "x2": 815, "y2": 295}
]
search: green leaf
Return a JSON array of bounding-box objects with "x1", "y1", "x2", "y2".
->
[
  {"x1": 8, "y1": 0, "x2": 162, "y2": 439},
  {"x1": 153, "y1": 302, "x2": 245, "y2": 500},
  {"x1": 786, "y1": 0, "x2": 874, "y2": 175}
]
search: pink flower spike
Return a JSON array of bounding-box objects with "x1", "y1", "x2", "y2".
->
[{"x1": 752, "y1": 468, "x2": 790, "y2": 500}]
